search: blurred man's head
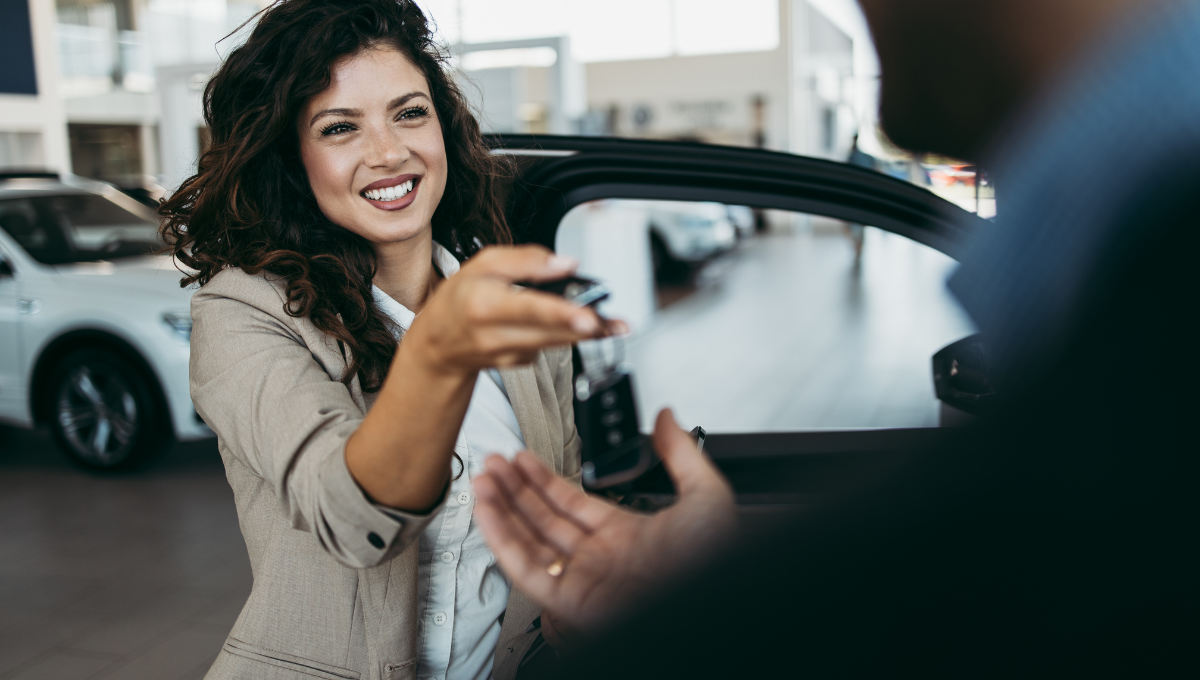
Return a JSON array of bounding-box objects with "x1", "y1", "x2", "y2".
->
[{"x1": 856, "y1": 0, "x2": 1163, "y2": 161}]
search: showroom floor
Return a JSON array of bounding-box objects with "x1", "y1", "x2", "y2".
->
[
  {"x1": 0, "y1": 433, "x2": 249, "y2": 680},
  {"x1": 0, "y1": 225, "x2": 976, "y2": 680}
]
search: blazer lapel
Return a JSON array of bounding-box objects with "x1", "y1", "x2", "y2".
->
[{"x1": 499, "y1": 364, "x2": 560, "y2": 474}]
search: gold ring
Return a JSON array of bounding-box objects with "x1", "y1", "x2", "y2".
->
[{"x1": 546, "y1": 558, "x2": 566, "y2": 577}]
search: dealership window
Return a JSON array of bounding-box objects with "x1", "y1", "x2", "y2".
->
[{"x1": 68, "y1": 124, "x2": 143, "y2": 185}]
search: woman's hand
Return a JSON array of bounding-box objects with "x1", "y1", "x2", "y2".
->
[
  {"x1": 472, "y1": 409, "x2": 738, "y2": 640},
  {"x1": 404, "y1": 245, "x2": 623, "y2": 375},
  {"x1": 347, "y1": 244, "x2": 625, "y2": 513}
]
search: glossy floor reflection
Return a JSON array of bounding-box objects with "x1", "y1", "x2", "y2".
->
[
  {"x1": 630, "y1": 222, "x2": 977, "y2": 431},
  {"x1": 0, "y1": 430, "x2": 248, "y2": 680}
]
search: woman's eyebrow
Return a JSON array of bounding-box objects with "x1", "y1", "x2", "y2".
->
[
  {"x1": 309, "y1": 92, "x2": 431, "y2": 127},
  {"x1": 387, "y1": 91, "x2": 431, "y2": 110},
  {"x1": 309, "y1": 107, "x2": 360, "y2": 126}
]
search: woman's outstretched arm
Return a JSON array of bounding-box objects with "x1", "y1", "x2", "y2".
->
[{"x1": 344, "y1": 245, "x2": 617, "y2": 512}]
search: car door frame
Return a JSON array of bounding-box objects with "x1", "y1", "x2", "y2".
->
[{"x1": 487, "y1": 134, "x2": 988, "y2": 504}]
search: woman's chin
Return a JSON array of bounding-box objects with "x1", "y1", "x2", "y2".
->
[{"x1": 357, "y1": 219, "x2": 431, "y2": 247}]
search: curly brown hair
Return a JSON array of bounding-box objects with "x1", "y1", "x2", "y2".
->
[{"x1": 160, "y1": 0, "x2": 511, "y2": 392}]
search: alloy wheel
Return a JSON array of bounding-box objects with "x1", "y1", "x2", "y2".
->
[{"x1": 55, "y1": 363, "x2": 139, "y2": 467}]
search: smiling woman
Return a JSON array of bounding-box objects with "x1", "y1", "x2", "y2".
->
[{"x1": 156, "y1": 2, "x2": 618, "y2": 679}]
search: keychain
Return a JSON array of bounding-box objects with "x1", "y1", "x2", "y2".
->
[{"x1": 523, "y1": 275, "x2": 656, "y2": 489}]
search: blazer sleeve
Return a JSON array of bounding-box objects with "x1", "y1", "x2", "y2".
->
[
  {"x1": 552, "y1": 345, "x2": 583, "y2": 487},
  {"x1": 189, "y1": 279, "x2": 444, "y2": 569}
]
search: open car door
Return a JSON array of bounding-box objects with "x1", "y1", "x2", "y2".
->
[{"x1": 489, "y1": 134, "x2": 988, "y2": 519}]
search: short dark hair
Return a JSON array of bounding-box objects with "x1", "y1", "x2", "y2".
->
[{"x1": 160, "y1": 0, "x2": 511, "y2": 391}]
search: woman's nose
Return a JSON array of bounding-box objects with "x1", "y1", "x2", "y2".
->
[{"x1": 364, "y1": 126, "x2": 408, "y2": 169}]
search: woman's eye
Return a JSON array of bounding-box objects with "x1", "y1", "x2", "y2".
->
[
  {"x1": 398, "y1": 106, "x2": 429, "y2": 121},
  {"x1": 320, "y1": 122, "x2": 355, "y2": 136}
]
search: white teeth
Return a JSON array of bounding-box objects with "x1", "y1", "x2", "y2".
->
[{"x1": 365, "y1": 179, "x2": 415, "y2": 201}]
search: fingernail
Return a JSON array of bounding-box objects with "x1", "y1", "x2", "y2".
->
[
  {"x1": 609, "y1": 319, "x2": 631, "y2": 336},
  {"x1": 547, "y1": 255, "x2": 577, "y2": 272},
  {"x1": 572, "y1": 314, "x2": 600, "y2": 334}
]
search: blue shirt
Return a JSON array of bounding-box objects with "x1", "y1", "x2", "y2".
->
[{"x1": 947, "y1": 0, "x2": 1200, "y2": 388}]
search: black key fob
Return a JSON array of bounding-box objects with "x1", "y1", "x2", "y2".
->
[
  {"x1": 523, "y1": 272, "x2": 652, "y2": 489},
  {"x1": 521, "y1": 275, "x2": 611, "y2": 308},
  {"x1": 574, "y1": 365, "x2": 656, "y2": 489}
]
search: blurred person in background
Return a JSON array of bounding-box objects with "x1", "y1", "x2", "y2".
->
[
  {"x1": 159, "y1": 1, "x2": 623, "y2": 678},
  {"x1": 843, "y1": 132, "x2": 877, "y2": 263},
  {"x1": 474, "y1": 0, "x2": 1200, "y2": 676}
]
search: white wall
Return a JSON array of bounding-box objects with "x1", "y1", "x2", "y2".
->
[
  {"x1": 0, "y1": 0, "x2": 70, "y2": 172},
  {"x1": 584, "y1": 47, "x2": 791, "y2": 150}
]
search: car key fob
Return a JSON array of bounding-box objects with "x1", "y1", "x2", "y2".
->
[
  {"x1": 521, "y1": 271, "x2": 651, "y2": 489},
  {"x1": 574, "y1": 365, "x2": 656, "y2": 489},
  {"x1": 521, "y1": 275, "x2": 611, "y2": 308}
]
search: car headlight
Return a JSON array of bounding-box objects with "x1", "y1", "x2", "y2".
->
[{"x1": 163, "y1": 312, "x2": 193, "y2": 342}]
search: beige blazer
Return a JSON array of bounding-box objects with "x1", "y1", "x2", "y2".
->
[{"x1": 190, "y1": 267, "x2": 581, "y2": 680}]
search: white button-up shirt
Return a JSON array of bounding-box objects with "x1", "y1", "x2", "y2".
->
[{"x1": 372, "y1": 243, "x2": 525, "y2": 680}]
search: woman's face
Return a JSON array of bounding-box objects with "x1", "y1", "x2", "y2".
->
[{"x1": 298, "y1": 46, "x2": 447, "y2": 246}]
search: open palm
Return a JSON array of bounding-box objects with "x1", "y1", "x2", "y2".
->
[{"x1": 473, "y1": 409, "x2": 737, "y2": 634}]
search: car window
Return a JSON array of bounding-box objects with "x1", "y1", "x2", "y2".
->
[
  {"x1": 0, "y1": 195, "x2": 160, "y2": 264},
  {"x1": 0, "y1": 198, "x2": 70, "y2": 263},
  {"x1": 555, "y1": 199, "x2": 977, "y2": 432}
]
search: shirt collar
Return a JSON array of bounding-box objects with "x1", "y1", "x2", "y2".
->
[{"x1": 372, "y1": 240, "x2": 460, "y2": 332}]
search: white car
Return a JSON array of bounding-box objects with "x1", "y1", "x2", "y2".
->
[
  {"x1": 605, "y1": 200, "x2": 737, "y2": 282},
  {"x1": 0, "y1": 172, "x2": 211, "y2": 469}
]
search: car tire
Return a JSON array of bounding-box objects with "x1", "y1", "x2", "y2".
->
[{"x1": 48, "y1": 348, "x2": 169, "y2": 470}]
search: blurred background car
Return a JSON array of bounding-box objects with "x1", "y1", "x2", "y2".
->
[
  {"x1": 0, "y1": 171, "x2": 209, "y2": 469},
  {"x1": 634, "y1": 200, "x2": 738, "y2": 282}
]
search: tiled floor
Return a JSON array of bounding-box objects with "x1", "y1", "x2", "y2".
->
[
  {"x1": 0, "y1": 431, "x2": 250, "y2": 680},
  {"x1": 0, "y1": 224, "x2": 976, "y2": 679}
]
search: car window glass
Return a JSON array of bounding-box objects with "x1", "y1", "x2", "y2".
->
[
  {"x1": 555, "y1": 199, "x2": 977, "y2": 432},
  {"x1": 0, "y1": 198, "x2": 69, "y2": 264},
  {"x1": 0, "y1": 195, "x2": 159, "y2": 265},
  {"x1": 40, "y1": 195, "x2": 160, "y2": 257}
]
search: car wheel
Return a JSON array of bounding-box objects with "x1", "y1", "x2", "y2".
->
[{"x1": 48, "y1": 349, "x2": 167, "y2": 470}]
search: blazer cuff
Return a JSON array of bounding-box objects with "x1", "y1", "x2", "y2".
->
[{"x1": 318, "y1": 445, "x2": 446, "y2": 566}]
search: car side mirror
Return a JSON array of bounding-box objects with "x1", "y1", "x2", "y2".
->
[
  {"x1": 932, "y1": 333, "x2": 996, "y2": 419},
  {"x1": 0, "y1": 259, "x2": 13, "y2": 277}
]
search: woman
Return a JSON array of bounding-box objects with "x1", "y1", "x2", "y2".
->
[{"x1": 160, "y1": 1, "x2": 618, "y2": 678}]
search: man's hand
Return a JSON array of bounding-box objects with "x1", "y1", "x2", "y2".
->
[{"x1": 472, "y1": 409, "x2": 737, "y2": 640}]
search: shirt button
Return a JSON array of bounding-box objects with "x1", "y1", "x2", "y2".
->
[
  {"x1": 440, "y1": 551, "x2": 454, "y2": 563},
  {"x1": 457, "y1": 491, "x2": 471, "y2": 505},
  {"x1": 433, "y1": 611, "x2": 447, "y2": 626}
]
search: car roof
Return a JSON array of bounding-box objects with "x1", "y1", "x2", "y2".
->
[{"x1": 0, "y1": 175, "x2": 159, "y2": 222}]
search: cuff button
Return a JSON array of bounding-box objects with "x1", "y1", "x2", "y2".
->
[{"x1": 368, "y1": 532, "x2": 385, "y2": 549}]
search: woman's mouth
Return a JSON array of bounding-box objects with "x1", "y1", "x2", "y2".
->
[{"x1": 361, "y1": 177, "x2": 420, "y2": 210}]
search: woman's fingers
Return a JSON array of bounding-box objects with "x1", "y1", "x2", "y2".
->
[
  {"x1": 465, "y1": 245, "x2": 578, "y2": 283},
  {"x1": 492, "y1": 285, "x2": 608, "y2": 337},
  {"x1": 481, "y1": 455, "x2": 591, "y2": 555}
]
